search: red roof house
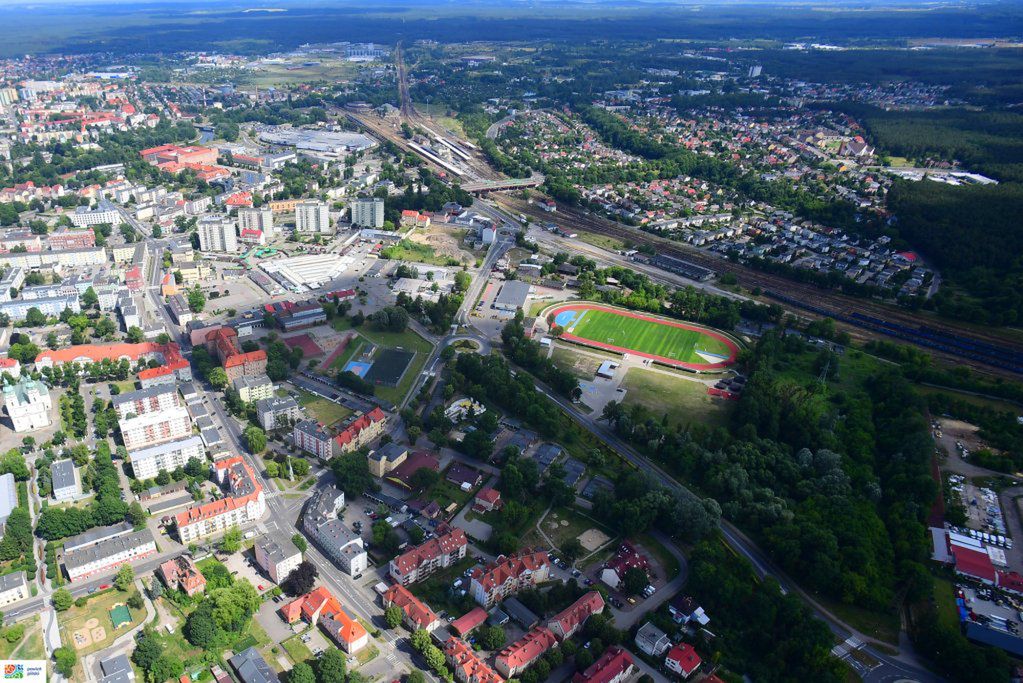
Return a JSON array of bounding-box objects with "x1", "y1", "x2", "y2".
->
[
  {"x1": 572, "y1": 646, "x2": 635, "y2": 683},
  {"x1": 664, "y1": 643, "x2": 701, "y2": 679}
]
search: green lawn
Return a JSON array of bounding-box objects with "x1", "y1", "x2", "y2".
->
[
  {"x1": 933, "y1": 576, "x2": 960, "y2": 631},
  {"x1": 330, "y1": 321, "x2": 434, "y2": 405},
  {"x1": 427, "y1": 477, "x2": 476, "y2": 514},
  {"x1": 297, "y1": 390, "x2": 354, "y2": 426},
  {"x1": 818, "y1": 595, "x2": 900, "y2": 646},
  {"x1": 620, "y1": 368, "x2": 732, "y2": 429},
  {"x1": 380, "y1": 240, "x2": 457, "y2": 266},
  {"x1": 407, "y1": 556, "x2": 477, "y2": 617},
  {"x1": 561, "y1": 306, "x2": 734, "y2": 364},
  {"x1": 281, "y1": 633, "x2": 313, "y2": 665},
  {"x1": 329, "y1": 339, "x2": 365, "y2": 371},
  {"x1": 636, "y1": 533, "x2": 681, "y2": 582},
  {"x1": 0, "y1": 615, "x2": 45, "y2": 660},
  {"x1": 57, "y1": 589, "x2": 145, "y2": 659}
]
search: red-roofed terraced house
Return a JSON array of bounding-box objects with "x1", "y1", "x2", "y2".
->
[
  {"x1": 335, "y1": 407, "x2": 388, "y2": 455},
  {"x1": 469, "y1": 551, "x2": 551, "y2": 607},
  {"x1": 546, "y1": 591, "x2": 604, "y2": 641},
  {"x1": 174, "y1": 457, "x2": 266, "y2": 543},
  {"x1": 203, "y1": 327, "x2": 268, "y2": 382},
  {"x1": 495, "y1": 627, "x2": 558, "y2": 678},
  {"x1": 389, "y1": 528, "x2": 468, "y2": 585},
  {"x1": 572, "y1": 646, "x2": 635, "y2": 683},
  {"x1": 444, "y1": 637, "x2": 504, "y2": 683},
  {"x1": 382, "y1": 583, "x2": 440, "y2": 631}
]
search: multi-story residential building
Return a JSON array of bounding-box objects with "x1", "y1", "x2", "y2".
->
[
  {"x1": 229, "y1": 648, "x2": 280, "y2": 683},
  {"x1": 0, "y1": 473, "x2": 16, "y2": 529},
  {"x1": 119, "y1": 405, "x2": 191, "y2": 451},
  {"x1": 293, "y1": 420, "x2": 336, "y2": 460},
  {"x1": 48, "y1": 228, "x2": 96, "y2": 250},
  {"x1": 158, "y1": 555, "x2": 207, "y2": 596},
  {"x1": 256, "y1": 395, "x2": 301, "y2": 431},
  {"x1": 547, "y1": 591, "x2": 604, "y2": 640},
  {"x1": 111, "y1": 384, "x2": 181, "y2": 420},
  {"x1": 254, "y1": 537, "x2": 303, "y2": 584},
  {"x1": 50, "y1": 458, "x2": 81, "y2": 501},
  {"x1": 572, "y1": 646, "x2": 635, "y2": 683},
  {"x1": 444, "y1": 637, "x2": 504, "y2": 683},
  {"x1": 203, "y1": 327, "x2": 267, "y2": 382},
  {"x1": 495, "y1": 627, "x2": 559, "y2": 678},
  {"x1": 232, "y1": 374, "x2": 274, "y2": 403},
  {"x1": 128, "y1": 435, "x2": 206, "y2": 480},
  {"x1": 175, "y1": 456, "x2": 266, "y2": 543},
  {"x1": 368, "y1": 443, "x2": 408, "y2": 478},
  {"x1": 70, "y1": 200, "x2": 119, "y2": 227},
  {"x1": 351, "y1": 197, "x2": 384, "y2": 228},
  {"x1": 1, "y1": 377, "x2": 52, "y2": 432},
  {"x1": 64, "y1": 528, "x2": 157, "y2": 581},
  {"x1": 0, "y1": 572, "x2": 29, "y2": 606},
  {"x1": 0, "y1": 267, "x2": 24, "y2": 302},
  {"x1": 197, "y1": 215, "x2": 238, "y2": 252},
  {"x1": 302, "y1": 486, "x2": 367, "y2": 575},
  {"x1": 0, "y1": 295, "x2": 80, "y2": 320},
  {"x1": 389, "y1": 528, "x2": 468, "y2": 586},
  {"x1": 335, "y1": 407, "x2": 388, "y2": 455},
  {"x1": 469, "y1": 551, "x2": 551, "y2": 607},
  {"x1": 295, "y1": 201, "x2": 330, "y2": 233},
  {"x1": 382, "y1": 584, "x2": 440, "y2": 632},
  {"x1": 238, "y1": 207, "x2": 275, "y2": 239}
]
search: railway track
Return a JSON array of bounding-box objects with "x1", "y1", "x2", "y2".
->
[{"x1": 496, "y1": 195, "x2": 1023, "y2": 377}]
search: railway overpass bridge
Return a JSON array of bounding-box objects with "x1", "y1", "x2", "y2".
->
[{"x1": 462, "y1": 174, "x2": 545, "y2": 193}]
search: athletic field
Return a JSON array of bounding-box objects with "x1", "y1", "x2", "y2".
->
[{"x1": 550, "y1": 303, "x2": 738, "y2": 370}]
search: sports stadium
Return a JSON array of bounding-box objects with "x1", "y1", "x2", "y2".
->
[{"x1": 546, "y1": 303, "x2": 740, "y2": 371}]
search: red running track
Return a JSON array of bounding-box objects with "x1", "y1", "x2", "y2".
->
[{"x1": 547, "y1": 303, "x2": 740, "y2": 371}]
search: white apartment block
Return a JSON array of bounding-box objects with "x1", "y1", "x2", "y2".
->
[
  {"x1": 129, "y1": 435, "x2": 206, "y2": 480},
  {"x1": 50, "y1": 458, "x2": 82, "y2": 501},
  {"x1": 175, "y1": 457, "x2": 266, "y2": 544},
  {"x1": 111, "y1": 384, "x2": 181, "y2": 420},
  {"x1": 238, "y1": 207, "x2": 275, "y2": 238},
  {"x1": 197, "y1": 215, "x2": 239, "y2": 252},
  {"x1": 119, "y1": 405, "x2": 191, "y2": 451},
  {"x1": 70, "y1": 201, "x2": 119, "y2": 227},
  {"x1": 351, "y1": 197, "x2": 384, "y2": 228},
  {"x1": 295, "y1": 201, "x2": 331, "y2": 233},
  {"x1": 64, "y1": 529, "x2": 157, "y2": 582},
  {"x1": 0, "y1": 572, "x2": 29, "y2": 606},
  {"x1": 2, "y1": 378, "x2": 52, "y2": 432},
  {"x1": 255, "y1": 537, "x2": 303, "y2": 584}
]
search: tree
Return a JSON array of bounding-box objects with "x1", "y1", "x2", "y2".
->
[
  {"x1": 330, "y1": 453, "x2": 377, "y2": 498},
  {"x1": 290, "y1": 662, "x2": 316, "y2": 683},
  {"x1": 115, "y1": 564, "x2": 135, "y2": 591},
  {"x1": 282, "y1": 561, "x2": 318, "y2": 597},
  {"x1": 151, "y1": 655, "x2": 184, "y2": 683},
  {"x1": 477, "y1": 625, "x2": 505, "y2": 650},
  {"x1": 291, "y1": 533, "x2": 308, "y2": 553},
  {"x1": 221, "y1": 526, "x2": 242, "y2": 553},
  {"x1": 127, "y1": 501, "x2": 147, "y2": 530},
  {"x1": 54, "y1": 647, "x2": 77, "y2": 677},
  {"x1": 265, "y1": 461, "x2": 280, "y2": 478},
  {"x1": 81, "y1": 286, "x2": 99, "y2": 309},
  {"x1": 132, "y1": 631, "x2": 163, "y2": 672},
  {"x1": 187, "y1": 286, "x2": 206, "y2": 313},
  {"x1": 409, "y1": 467, "x2": 439, "y2": 491},
  {"x1": 317, "y1": 648, "x2": 347, "y2": 683},
  {"x1": 126, "y1": 326, "x2": 144, "y2": 343},
  {"x1": 243, "y1": 426, "x2": 267, "y2": 454},
  {"x1": 408, "y1": 672, "x2": 425, "y2": 683},
  {"x1": 385, "y1": 604, "x2": 403, "y2": 629},
  {"x1": 622, "y1": 567, "x2": 648, "y2": 595},
  {"x1": 207, "y1": 367, "x2": 228, "y2": 390},
  {"x1": 52, "y1": 588, "x2": 73, "y2": 611},
  {"x1": 127, "y1": 593, "x2": 145, "y2": 610}
]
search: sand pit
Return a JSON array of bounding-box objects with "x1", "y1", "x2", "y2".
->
[
  {"x1": 84, "y1": 618, "x2": 99, "y2": 629},
  {"x1": 91, "y1": 627, "x2": 106, "y2": 642},
  {"x1": 578, "y1": 528, "x2": 611, "y2": 552},
  {"x1": 71, "y1": 629, "x2": 93, "y2": 650}
]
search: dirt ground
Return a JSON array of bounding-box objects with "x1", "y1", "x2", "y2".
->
[
  {"x1": 938, "y1": 418, "x2": 994, "y2": 452},
  {"x1": 578, "y1": 528, "x2": 611, "y2": 552},
  {"x1": 409, "y1": 228, "x2": 475, "y2": 265}
]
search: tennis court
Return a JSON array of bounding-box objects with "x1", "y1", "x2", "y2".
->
[{"x1": 343, "y1": 360, "x2": 373, "y2": 377}]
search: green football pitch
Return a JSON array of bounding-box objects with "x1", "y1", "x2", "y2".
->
[{"x1": 566, "y1": 308, "x2": 733, "y2": 364}]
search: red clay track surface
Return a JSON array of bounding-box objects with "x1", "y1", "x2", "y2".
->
[{"x1": 547, "y1": 303, "x2": 740, "y2": 371}]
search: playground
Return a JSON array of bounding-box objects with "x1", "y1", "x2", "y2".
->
[{"x1": 547, "y1": 303, "x2": 739, "y2": 371}]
